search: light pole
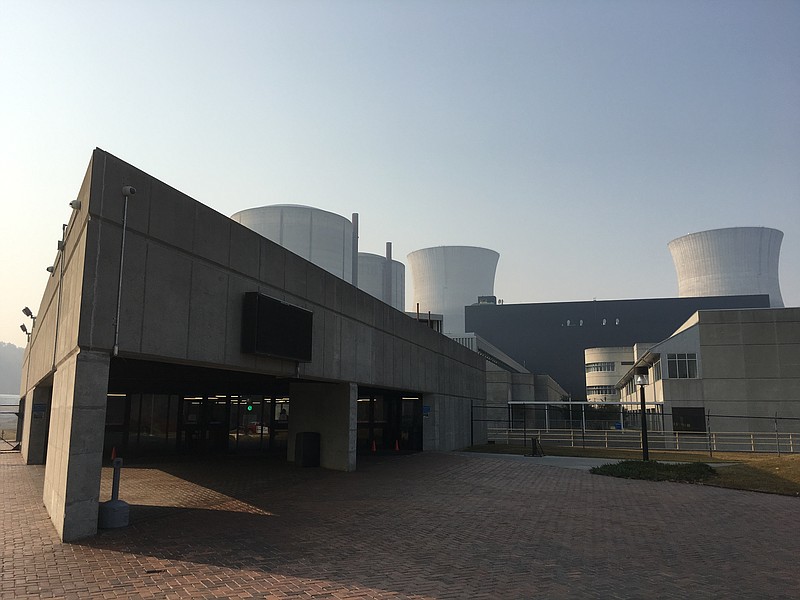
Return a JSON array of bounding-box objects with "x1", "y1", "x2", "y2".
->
[{"x1": 635, "y1": 374, "x2": 649, "y2": 461}]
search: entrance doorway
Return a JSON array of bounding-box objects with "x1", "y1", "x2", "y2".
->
[{"x1": 357, "y1": 394, "x2": 422, "y2": 453}]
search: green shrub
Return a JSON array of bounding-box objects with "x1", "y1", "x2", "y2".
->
[{"x1": 590, "y1": 460, "x2": 716, "y2": 483}]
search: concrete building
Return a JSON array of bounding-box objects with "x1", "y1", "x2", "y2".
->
[
  {"x1": 465, "y1": 295, "x2": 772, "y2": 402},
  {"x1": 407, "y1": 246, "x2": 499, "y2": 335},
  {"x1": 18, "y1": 149, "x2": 486, "y2": 542},
  {"x1": 617, "y1": 308, "x2": 800, "y2": 434},
  {"x1": 668, "y1": 227, "x2": 785, "y2": 307},
  {"x1": 448, "y1": 333, "x2": 567, "y2": 435}
]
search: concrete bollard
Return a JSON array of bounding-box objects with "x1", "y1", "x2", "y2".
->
[{"x1": 98, "y1": 457, "x2": 130, "y2": 529}]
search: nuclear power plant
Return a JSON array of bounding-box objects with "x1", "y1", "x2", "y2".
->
[
  {"x1": 668, "y1": 226, "x2": 784, "y2": 307},
  {"x1": 12, "y1": 148, "x2": 800, "y2": 550},
  {"x1": 407, "y1": 246, "x2": 500, "y2": 335}
]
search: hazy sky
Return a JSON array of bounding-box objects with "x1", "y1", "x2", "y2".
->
[{"x1": 1, "y1": 0, "x2": 798, "y2": 346}]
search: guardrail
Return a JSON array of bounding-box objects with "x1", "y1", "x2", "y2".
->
[{"x1": 487, "y1": 428, "x2": 799, "y2": 454}]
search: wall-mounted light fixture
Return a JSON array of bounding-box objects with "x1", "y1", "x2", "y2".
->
[
  {"x1": 46, "y1": 266, "x2": 54, "y2": 273},
  {"x1": 22, "y1": 307, "x2": 36, "y2": 329}
]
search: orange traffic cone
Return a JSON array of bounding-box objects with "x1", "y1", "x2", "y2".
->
[
  {"x1": 394, "y1": 439, "x2": 400, "y2": 452},
  {"x1": 110, "y1": 446, "x2": 117, "y2": 460},
  {"x1": 370, "y1": 440, "x2": 376, "y2": 453}
]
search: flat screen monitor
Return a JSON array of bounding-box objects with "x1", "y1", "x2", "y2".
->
[{"x1": 241, "y1": 292, "x2": 313, "y2": 362}]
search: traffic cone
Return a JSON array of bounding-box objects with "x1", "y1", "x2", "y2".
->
[
  {"x1": 394, "y1": 439, "x2": 400, "y2": 452},
  {"x1": 110, "y1": 446, "x2": 117, "y2": 460},
  {"x1": 370, "y1": 440, "x2": 376, "y2": 453}
]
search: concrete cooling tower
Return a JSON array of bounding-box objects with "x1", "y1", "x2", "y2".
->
[
  {"x1": 357, "y1": 248, "x2": 405, "y2": 311},
  {"x1": 407, "y1": 246, "x2": 500, "y2": 335},
  {"x1": 231, "y1": 205, "x2": 354, "y2": 282},
  {"x1": 668, "y1": 227, "x2": 784, "y2": 307}
]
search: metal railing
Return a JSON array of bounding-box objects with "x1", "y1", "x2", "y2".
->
[
  {"x1": 0, "y1": 407, "x2": 20, "y2": 449},
  {"x1": 486, "y1": 428, "x2": 799, "y2": 454}
]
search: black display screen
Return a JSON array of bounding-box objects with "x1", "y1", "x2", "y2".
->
[{"x1": 241, "y1": 292, "x2": 313, "y2": 362}]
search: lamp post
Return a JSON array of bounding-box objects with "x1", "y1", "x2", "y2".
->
[{"x1": 635, "y1": 374, "x2": 649, "y2": 461}]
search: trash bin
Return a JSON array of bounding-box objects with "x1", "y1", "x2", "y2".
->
[{"x1": 295, "y1": 431, "x2": 320, "y2": 467}]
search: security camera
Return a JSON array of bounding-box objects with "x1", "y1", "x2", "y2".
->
[
  {"x1": 69, "y1": 199, "x2": 81, "y2": 209},
  {"x1": 46, "y1": 266, "x2": 55, "y2": 273},
  {"x1": 122, "y1": 185, "x2": 136, "y2": 196}
]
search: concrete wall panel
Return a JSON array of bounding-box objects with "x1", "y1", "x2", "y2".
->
[
  {"x1": 188, "y1": 263, "x2": 229, "y2": 364},
  {"x1": 148, "y1": 179, "x2": 195, "y2": 252},
  {"x1": 141, "y1": 245, "x2": 192, "y2": 358},
  {"x1": 193, "y1": 204, "x2": 231, "y2": 265}
]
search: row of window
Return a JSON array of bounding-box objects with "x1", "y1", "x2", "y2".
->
[
  {"x1": 585, "y1": 362, "x2": 615, "y2": 373},
  {"x1": 564, "y1": 318, "x2": 621, "y2": 327},
  {"x1": 586, "y1": 385, "x2": 618, "y2": 396},
  {"x1": 623, "y1": 352, "x2": 698, "y2": 394},
  {"x1": 667, "y1": 353, "x2": 697, "y2": 379}
]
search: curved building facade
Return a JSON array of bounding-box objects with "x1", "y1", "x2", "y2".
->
[
  {"x1": 232, "y1": 205, "x2": 354, "y2": 282},
  {"x1": 668, "y1": 227, "x2": 784, "y2": 307},
  {"x1": 584, "y1": 347, "x2": 634, "y2": 402},
  {"x1": 357, "y1": 252, "x2": 405, "y2": 310},
  {"x1": 407, "y1": 246, "x2": 499, "y2": 335}
]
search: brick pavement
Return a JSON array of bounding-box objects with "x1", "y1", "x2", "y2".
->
[{"x1": 1, "y1": 450, "x2": 799, "y2": 599}]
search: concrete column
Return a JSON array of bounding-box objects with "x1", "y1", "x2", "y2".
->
[
  {"x1": 42, "y1": 350, "x2": 110, "y2": 541},
  {"x1": 423, "y1": 393, "x2": 473, "y2": 452},
  {"x1": 288, "y1": 381, "x2": 357, "y2": 472},
  {"x1": 21, "y1": 385, "x2": 52, "y2": 465}
]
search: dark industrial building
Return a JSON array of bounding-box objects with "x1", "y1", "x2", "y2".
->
[{"x1": 465, "y1": 295, "x2": 771, "y2": 401}]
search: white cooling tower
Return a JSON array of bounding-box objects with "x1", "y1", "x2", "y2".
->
[
  {"x1": 407, "y1": 246, "x2": 500, "y2": 335},
  {"x1": 668, "y1": 227, "x2": 784, "y2": 307},
  {"x1": 231, "y1": 205, "x2": 354, "y2": 282},
  {"x1": 357, "y1": 251, "x2": 405, "y2": 310}
]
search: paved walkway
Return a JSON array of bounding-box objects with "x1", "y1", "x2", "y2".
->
[{"x1": 1, "y1": 451, "x2": 798, "y2": 599}]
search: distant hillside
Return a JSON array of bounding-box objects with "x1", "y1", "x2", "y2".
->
[{"x1": 0, "y1": 342, "x2": 24, "y2": 394}]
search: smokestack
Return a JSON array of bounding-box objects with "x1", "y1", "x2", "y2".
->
[
  {"x1": 351, "y1": 213, "x2": 359, "y2": 287},
  {"x1": 384, "y1": 242, "x2": 393, "y2": 306}
]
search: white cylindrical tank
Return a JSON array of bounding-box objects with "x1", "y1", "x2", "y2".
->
[
  {"x1": 668, "y1": 227, "x2": 784, "y2": 307},
  {"x1": 231, "y1": 205, "x2": 354, "y2": 282},
  {"x1": 407, "y1": 246, "x2": 500, "y2": 335},
  {"x1": 357, "y1": 252, "x2": 405, "y2": 310}
]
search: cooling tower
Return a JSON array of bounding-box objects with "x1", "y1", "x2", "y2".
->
[
  {"x1": 357, "y1": 251, "x2": 405, "y2": 310},
  {"x1": 231, "y1": 205, "x2": 354, "y2": 282},
  {"x1": 407, "y1": 246, "x2": 500, "y2": 335},
  {"x1": 668, "y1": 227, "x2": 784, "y2": 307}
]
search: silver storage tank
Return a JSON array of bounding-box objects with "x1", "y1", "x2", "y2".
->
[
  {"x1": 231, "y1": 205, "x2": 354, "y2": 283},
  {"x1": 357, "y1": 252, "x2": 405, "y2": 311}
]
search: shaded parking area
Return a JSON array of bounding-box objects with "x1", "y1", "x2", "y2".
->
[{"x1": 2, "y1": 451, "x2": 799, "y2": 599}]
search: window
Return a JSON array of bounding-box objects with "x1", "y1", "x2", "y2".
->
[
  {"x1": 653, "y1": 359, "x2": 662, "y2": 382},
  {"x1": 666, "y1": 353, "x2": 697, "y2": 379},
  {"x1": 586, "y1": 385, "x2": 618, "y2": 396},
  {"x1": 585, "y1": 362, "x2": 615, "y2": 373},
  {"x1": 672, "y1": 407, "x2": 705, "y2": 432}
]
